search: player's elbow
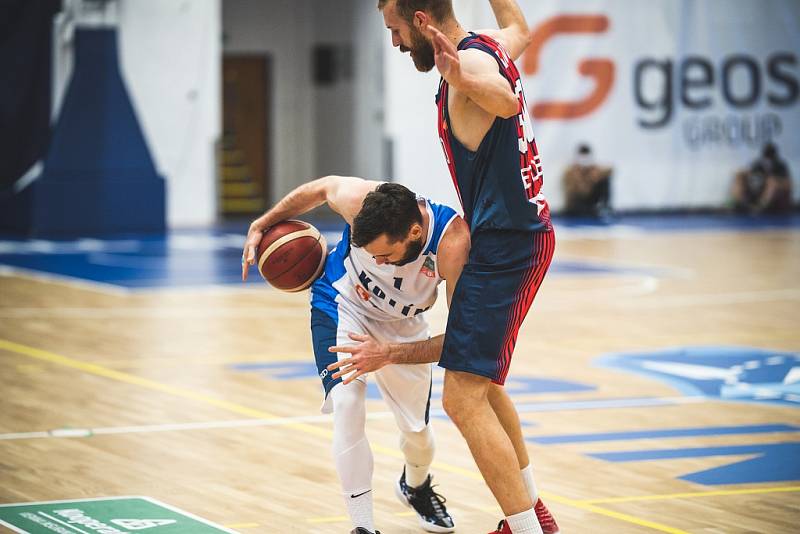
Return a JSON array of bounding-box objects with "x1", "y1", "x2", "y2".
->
[
  {"x1": 519, "y1": 26, "x2": 533, "y2": 48},
  {"x1": 315, "y1": 175, "x2": 341, "y2": 202},
  {"x1": 497, "y1": 94, "x2": 519, "y2": 119}
]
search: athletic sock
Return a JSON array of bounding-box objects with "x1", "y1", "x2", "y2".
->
[
  {"x1": 343, "y1": 487, "x2": 374, "y2": 532},
  {"x1": 505, "y1": 508, "x2": 543, "y2": 534},
  {"x1": 520, "y1": 463, "x2": 540, "y2": 504},
  {"x1": 400, "y1": 425, "x2": 435, "y2": 488},
  {"x1": 331, "y1": 381, "x2": 375, "y2": 531}
]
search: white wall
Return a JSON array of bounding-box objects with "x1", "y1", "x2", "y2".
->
[
  {"x1": 52, "y1": 0, "x2": 222, "y2": 228},
  {"x1": 223, "y1": 0, "x2": 385, "y2": 200},
  {"x1": 222, "y1": 0, "x2": 315, "y2": 204},
  {"x1": 119, "y1": 0, "x2": 221, "y2": 227},
  {"x1": 382, "y1": 0, "x2": 479, "y2": 211},
  {"x1": 384, "y1": 0, "x2": 800, "y2": 212},
  {"x1": 351, "y1": 2, "x2": 389, "y2": 182}
]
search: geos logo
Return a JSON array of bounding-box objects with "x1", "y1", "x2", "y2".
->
[{"x1": 521, "y1": 14, "x2": 614, "y2": 120}]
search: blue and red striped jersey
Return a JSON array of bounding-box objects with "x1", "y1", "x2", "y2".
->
[{"x1": 436, "y1": 32, "x2": 551, "y2": 233}]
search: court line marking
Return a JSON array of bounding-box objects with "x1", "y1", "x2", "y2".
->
[
  {"x1": 0, "y1": 307, "x2": 309, "y2": 319},
  {"x1": 579, "y1": 485, "x2": 800, "y2": 504},
  {"x1": 0, "y1": 265, "x2": 131, "y2": 297},
  {"x1": 0, "y1": 397, "x2": 711, "y2": 441},
  {"x1": 0, "y1": 338, "x2": 689, "y2": 534},
  {"x1": 615, "y1": 288, "x2": 800, "y2": 309},
  {"x1": 0, "y1": 265, "x2": 274, "y2": 297},
  {"x1": 307, "y1": 511, "x2": 416, "y2": 524}
]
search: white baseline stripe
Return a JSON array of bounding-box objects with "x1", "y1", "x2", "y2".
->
[
  {"x1": 616, "y1": 288, "x2": 800, "y2": 309},
  {"x1": 0, "y1": 397, "x2": 709, "y2": 441},
  {"x1": 512, "y1": 395, "x2": 707, "y2": 412},
  {"x1": 0, "y1": 307, "x2": 309, "y2": 319},
  {"x1": 0, "y1": 265, "x2": 130, "y2": 297}
]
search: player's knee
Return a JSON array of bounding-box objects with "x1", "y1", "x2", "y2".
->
[
  {"x1": 331, "y1": 381, "x2": 366, "y2": 420},
  {"x1": 400, "y1": 424, "x2": 434, "y2": 454},
  {"x1": 443, "y1": 375, "x2": 491, "y2": 426},
  {"x1": 442, "y1": 387, "x2": 477, "y2": 425}
]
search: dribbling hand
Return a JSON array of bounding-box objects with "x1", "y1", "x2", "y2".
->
[{"x1": 241, "y1": 223, "x2": 265, "y2": 281}]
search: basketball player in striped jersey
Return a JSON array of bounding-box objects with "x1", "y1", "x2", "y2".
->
[
  {"x1": 242, "y1": 176, "x2": 469, "y2": 533},
  {"x1": 374, "y1": 1, "x2": 559, "y2": 533}
]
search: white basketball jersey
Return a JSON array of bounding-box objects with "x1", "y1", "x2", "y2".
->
[{"x1": 311, "y1": 199, "x2": 458, "y2": 322}]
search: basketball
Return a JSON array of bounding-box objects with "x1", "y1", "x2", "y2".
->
[{"x1": 257, "y1": 220, "x2": 327, "y2": 292}]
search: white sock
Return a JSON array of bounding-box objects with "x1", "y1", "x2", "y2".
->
[
  {"x1": 399, "y1": 424, "x2": 435, "y2": 488},
  {"x1": 331, "y1": 382, "x2": 375, "y2": 531},
  {"x1": 343, "y1": 484, "x2": 374, "y2": 532},
  {"x1": 505, "y1": 508, "x2": 543, "y2": 534},
  {"x1": 520, "y1": 463, "x2": 540, "y2": 504}
]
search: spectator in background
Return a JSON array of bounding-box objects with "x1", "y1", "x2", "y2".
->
[
  {"x1": 562, "y1": 143, "x2": 612, "y2": 218},
  {"x1": 732, "y1": 143, "x2": 793, "y2": 215}
]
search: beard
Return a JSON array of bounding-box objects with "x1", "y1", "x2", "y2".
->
[
  {"x1": 402, "y1": 26, "x2": 435, "y2": 72},
  {"x1": 392, "y1": 236, "x2": 425, "y2": 266}
]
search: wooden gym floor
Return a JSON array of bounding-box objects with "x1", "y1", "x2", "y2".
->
[{"x1": 1, "y1": 216, "x2": 798, "y2": 533}]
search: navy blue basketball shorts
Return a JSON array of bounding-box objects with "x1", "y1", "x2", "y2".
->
[{"x1": 440, "y1": 227, "x2": 555, "y2": 385}]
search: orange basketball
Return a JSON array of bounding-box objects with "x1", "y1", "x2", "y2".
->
[{"x1": 257, "y1": 220, "x2": 327, "y2": 292}]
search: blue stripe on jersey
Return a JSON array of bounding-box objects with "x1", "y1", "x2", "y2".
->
[
  {"x1": 423, "y1": 201, "x2": 458, "y2": 256},
  {"x1": 310, "y1": 224, "x2": 351, "y2": 321}
]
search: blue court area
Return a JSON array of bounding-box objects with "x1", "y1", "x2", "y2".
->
[
  {"x1": 597, "y1": 347, "x2": 800, "y2": 407},
  {"x1": 2, "y1": 214, "x2": 797, "y2": 290},
  {"x1": 233, "y1": 349, "x2": 800, "y2": 486}
]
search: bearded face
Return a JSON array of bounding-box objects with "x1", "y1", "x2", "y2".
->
[
  {"x1": 391, "y1": 234, "x2": 424, "y2": 266},
  {"x1": 402, "y1": 23, "x2": 435, "y2": 72}
]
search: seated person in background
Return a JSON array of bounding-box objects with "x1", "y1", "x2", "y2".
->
[
  {"x1": 562, "y1": 143, "x2": 612, "y2": 217},
  {"x1": 732, "y1": 142, "x2": 793, "y2": 215}
]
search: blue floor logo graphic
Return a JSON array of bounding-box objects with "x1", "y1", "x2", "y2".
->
[
  {"x1": 229, "y1": 361, "x2": 595, "y2": 402},
  {"x1": 597, "y1": 346, "x2": 800, "y2": 406},
  {"x1": 230, "y1": 348, "x2": 799, "y2": 486},
  {"x1": 560, "y1": 346, "x2": 800, "y2": 485}
]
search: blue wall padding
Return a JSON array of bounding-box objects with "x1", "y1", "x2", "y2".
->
[{"x1": 1, "y1": 27, "x2": 166, "y2": 236}]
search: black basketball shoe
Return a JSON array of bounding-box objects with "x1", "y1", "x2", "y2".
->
[
  {"x1": 395, "y1": 468, "x2": 455, "y2": 533},
  {"x1": 350, "y1": 528, "x2": 380, "y2": 534}
]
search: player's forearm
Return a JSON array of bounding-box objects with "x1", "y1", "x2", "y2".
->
[
  {"x1": 251, "y1": 178, "x2": 329, "y2": 230},
  {"x1": 488, "y1": 0, "x2": 532, "y2": 60},
  {"x1": 459, "y1": 72, "x2": 519, "y2": 119},
  {"x1": 387, "y1": 334, "x2": 445, "y2": 365},
  {"x1": 490, "y1": 0, "x2": 528, "y2": 33}
]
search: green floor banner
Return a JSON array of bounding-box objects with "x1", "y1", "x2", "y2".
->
[{"x1": 0, "y1": 497, "x2": 239, "y2": 534}]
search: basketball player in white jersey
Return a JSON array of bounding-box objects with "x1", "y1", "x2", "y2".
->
[{"x1": 242, "y1": 175, "x2": 470, "y2": 534}]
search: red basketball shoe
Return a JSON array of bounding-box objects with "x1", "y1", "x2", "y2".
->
[
  {"x1": 534, "y1": 499, "x2": 560, "y2": 534},
  {"x1": 488, "y1": 500, "x2": 559, "y2": 534},
  {"x1": 488, "y1": 519, "x2": 512, "y2": 534}
]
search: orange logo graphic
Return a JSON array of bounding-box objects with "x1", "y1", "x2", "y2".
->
[
  {"x1": 522, "y1": 14, "x2": 614, "y2": 120},
  {"x1": 356, "y1": 284, "x2": 371, "y2": 301}
]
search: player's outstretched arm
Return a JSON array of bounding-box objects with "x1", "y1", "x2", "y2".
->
[
  {"x1": 478, "y1": 0, "x2": 532, "y2": 61},
  {"x1": 327, "y1": 333, "x2": 444, "y2": 384},
  {"x1": 241, "y1": 175, "x2": 378, "y2": 280},
  {"x1": 429, "y1": 25, "x2": 518, "y2": 118}
]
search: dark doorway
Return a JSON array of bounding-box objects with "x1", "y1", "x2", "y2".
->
[{"x1": 220, "y1": 55, "x2": 271, "y2": 217}]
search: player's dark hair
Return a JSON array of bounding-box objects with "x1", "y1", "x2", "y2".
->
[
  {"x1": 377, "y1": 0, "x2": 455, "y2": 23},
  {"x1": 352, "y1": 183, "x2": 422, "y2": 247}
]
